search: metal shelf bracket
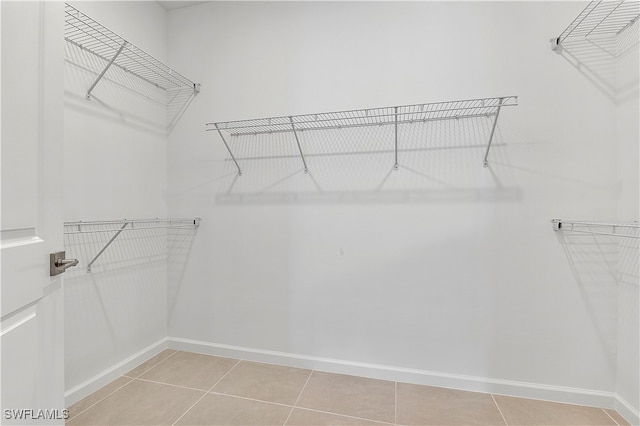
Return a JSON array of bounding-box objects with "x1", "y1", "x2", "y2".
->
[
  {"x1": 483, "y1": 97, "x2": 503, "y2": 168},
  {"x1": 86, "y1": 221, "x2": 128, "y2": 272},
  {"x1": 86, "y1": 41, "x2": 127, "y2": 100},
  {"x1": 214, "y1": 123, "x2": 242, "y2": 176},
  {"x1": 394, "y1": 106, "x2": 399, "y2": 170},
  {"x1": 289, "y1": 116, "x2": 309, "y2": 174}
]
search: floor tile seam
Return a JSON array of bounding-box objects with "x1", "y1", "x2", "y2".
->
[
  {"x1": 207, "y1": 390, "x2": 294, "y2": 409},
  {"x1": 169, "y1": 388, "x2": 210, "y2": 426},
  {"x1": 602, "y1": 407, "x2": 622, "y2": 426},
  {"x1": 66, "y1": 377, "x2": 134, "y2": 422},
  {"x1": 289, "y1": 406, "x2": 396, "y2": 425},
  {"x1": 131, "y1": 349, "x2": 180, "y2": 379},
  {"x1": 283, "y1": 369, "x2": 315, "y2": 425},
  {"x1": 236, "y1": 357, "x2": 313, "y2": 373},
  {"x1": 490, "y1": 393, "x2": 509, "y2": 426},
  {"x1": 134, "y1": 377, "x2": 210, "y2": 393},
  {"x1": 395, "y1": 381, "x2": 397, "y2": 425},
  {"x1": 207, "y1": 358, "x2": 242, "y2": 392},
  {"x1": 292, "y1": 369, "x2": 398, "y2": 425},
  {"x1": 168, "y1": 359, "x2": 241, "y2": 426}
]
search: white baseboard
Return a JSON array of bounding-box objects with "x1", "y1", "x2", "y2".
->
[
  {"x1": 167, "y1": 337, "x2": 619, "y2": 410},
  {"x1": 615, "y1": 395, "x2": 640, "y2": 426},
  {"x1": 64, "y1": 338, "x2": 167, "y2": 407},
  {"x1": 65, "y1": 335, "x2": 637, "y2": 425}
]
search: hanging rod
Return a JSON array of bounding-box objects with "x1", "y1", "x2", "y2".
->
[
  {"x1": 551, "y1": 219, "x2": 640, "y2": 239},
  {"x1": 64, "y1": 3, "x2": 200, "y2": 100},
  {"x1": 551, "y1": 0, "x2": 640, "y2": 51},
  {"x1": 64, "y1": 218, "x2": 201, "y2": 272},
  {"x1": 206, "y1": 96, "x2": 518, "y2": 175}
]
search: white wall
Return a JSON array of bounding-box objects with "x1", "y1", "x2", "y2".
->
[
  {"x1": 615, "y1": 20, "x2": 640, "y2": 419},
  {"x1": 166, "y1": 0, "x2": 636, "y2": 407},
  {"x1": 63, "y1": 1, "x2": 170, "y2": 396}
]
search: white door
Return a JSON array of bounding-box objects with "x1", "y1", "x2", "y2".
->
[{"x1": 1, "y1": 2, "x2": 66, "y2": 424}]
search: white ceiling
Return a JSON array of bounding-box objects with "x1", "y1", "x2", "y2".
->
[{"x1": 157, "y1": 1, "x2": 211, "y2": 11}]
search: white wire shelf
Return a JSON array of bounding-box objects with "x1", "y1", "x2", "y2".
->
[
  {"x1": 64, "y1": 3, "x2": 200, "y2": 100},
  {"x1": 552, "y1": 219, "x2": 640, "y2": 239},
  {"x1": 551, "y1": 0, "x2": 640, "y2": 50},
  {"x1": 64, "y1": 218, "x2": 200, "y2": 272},
  {"x1": 206, "y1": 96, "x2": 518, "y2": 175}
]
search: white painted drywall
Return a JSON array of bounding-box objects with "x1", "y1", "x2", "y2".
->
[
  {"x1": 615, "y1": 20, "x2": 640, "y2": 419},
  {"x1": 63, "y1": 1, "x2": 170, "y2": 393},
  {"x1": 166, "y1": 0, "x2": 635, "y2": 400}
]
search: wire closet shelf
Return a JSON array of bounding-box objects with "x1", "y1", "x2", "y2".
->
[
  {"x1": 551, "y1": 219, "x2": 640, "y2": 239},
  {"x1": 551, "y1": 0, "x2": 640, "y2": 50},
  {"x1": 207, "y1": 96, "x2": 518, "y2": 175},
  {"x1": 64, "y1": 218, "x2": 201, "y2": 272},
  {"x1": 64, "y1": 3, "x2": 200, "y2": 100}
]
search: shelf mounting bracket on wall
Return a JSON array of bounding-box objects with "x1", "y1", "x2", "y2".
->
[
  {"x1": 85, "y1": 41, "x2": 127, "y2": 100},
  {"x1": 394, "y1": 106, "x2": 399, "y2": 170},
  {"x1": 214, "y1": 123, "x2": 242, "y2": 176},
  {"x1": 289, "y1": 116, "x2": 309, "y2": 174},
  {"x1": 483, "y1": 97, "x2": 503, "y2": 168},
  {"x1": 86, "y1": 221, "x2": 128, "y2": 272}
]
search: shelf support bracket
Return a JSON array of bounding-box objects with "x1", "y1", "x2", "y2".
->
[
  {"x1": 394, "y1": 106, "x2": 399, "y2": 170},
  {"x1": 483, "y1": 97, "x2": 503, "y2": 167},
  {"x1": 214, "y1": 124, "x2": 242, "y2": 176},
  {"x1": 87, "y1": 221, "x2": 129, "y2": 273},
  {"x1": 86, "y1": 41, "x2": 128, "y2": 100},
  {"x1": 289, "y1": 117, "x2": 309, "y2": 174}
]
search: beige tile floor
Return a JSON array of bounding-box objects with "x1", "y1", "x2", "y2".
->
[{"x1": 67, "y1": 350, "x2": 631, "y2": 426}]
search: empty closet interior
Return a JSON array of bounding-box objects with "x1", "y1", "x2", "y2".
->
[{"x1": 61, "y1": 1, "x2": 639, "y2": 424}]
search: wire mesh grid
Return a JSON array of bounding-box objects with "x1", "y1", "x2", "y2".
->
[
  {"x1": 64, "y1": 218, "x2": 200, "y2": 273},
  {"x1": 207, "y1": 97, "x2": 517, "y2": 136},
  {"x1": 65, "y1": 39, "x2": 169, "y2": 109},
  {"x1": 64, "y1": 3, "x2": 196, "y2": 93},
  {"x1": 557, "y1": 0, "x2": 640, "y2": 44},
  {"x1": 215, "y1": 113, "x2": 505, "y2": 196}
]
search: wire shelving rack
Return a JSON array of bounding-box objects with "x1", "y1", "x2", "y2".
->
[
  {"x1": 64, "y1": 218, "x2": 201, "y2": 272},
  {"x1": 551, "y1": 219, "x2": 640, "y2": 239},
  {"x1": 206, "y1": 96, "x2": 518, "y2": 175},
  {"x1": 64, "y1": 3, "x2": 200, "y2": 101},
  {"x1": 551, "y1": 0, "x2": 640, "y2": 50}
]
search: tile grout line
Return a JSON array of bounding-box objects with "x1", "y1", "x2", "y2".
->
[
  {"x1": 170, "y1": 358, "x2": 242, "y2": 426},
  {"x1": 131, "y1": 349, "x2": 180, "y2": 379},
  {"x1": 291, "y1": 406, "x2": 396, "y2": 425},
  {"x1": 395, "y1": 381, "x2": 398, "y2": 425},
  {"x1": 207, "y1": 391, "x2": 294, "y2": 409},
  {"x1": 66, "y1": 378, "x2": 134, "y2": 422},
  {"x1": 68, "y1": 349, "x2": 181, "y2": 421},
  {"x1": 491, "y1": 394, "x2": 509, "y2": 426},
  {"x1": 134, "y1": 377, "x2": 209, "y2": 393},
  {"x1": 602, "y1": 408, "x2": 621, "y2": 426},
  {"x1": 283, "y1": 369, "x2": 314, "y2": 425}
]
